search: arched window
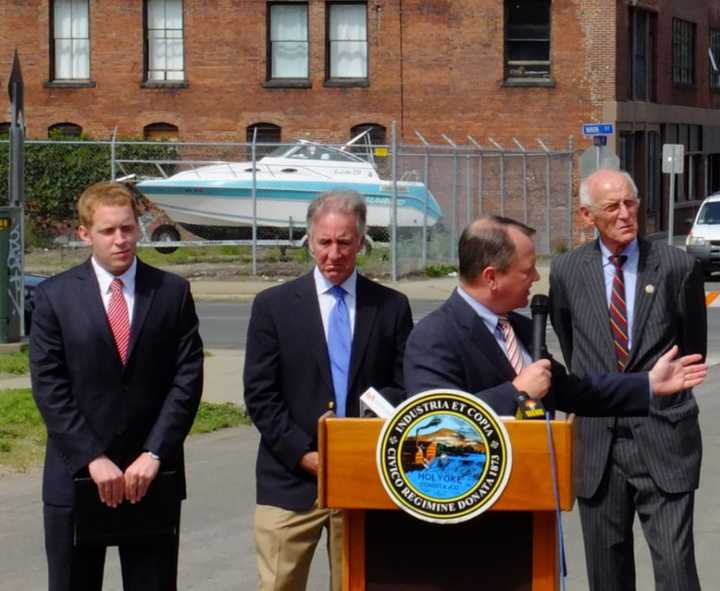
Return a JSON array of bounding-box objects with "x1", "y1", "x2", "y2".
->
[
  {"x1": 48, "y1": 122, "x2": 83, "y2": 138},
  {"x1": 143, "y1": 122, "x2": 179, "y2": 140},
  {"x1": 247, "y1": 122, "x2": 282, "y2": 157},
  {"x1": 350, "y1": 123, "x2": 386, "y2": 146}
]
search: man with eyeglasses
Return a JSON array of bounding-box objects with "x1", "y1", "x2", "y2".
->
[{"x1": 549, "y1": 168, "x2": 706, "y2": 591}]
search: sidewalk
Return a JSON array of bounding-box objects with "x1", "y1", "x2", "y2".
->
[{"x1": 186, "y1": 260, "x2": 552, "y2": 302}]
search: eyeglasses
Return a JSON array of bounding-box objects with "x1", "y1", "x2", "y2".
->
[{"x1": 595, "y1": 199, "x2": 640, "y2": 215}]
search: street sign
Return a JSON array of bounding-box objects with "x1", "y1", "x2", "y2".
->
[
  {"x1": 662, "y1": 144, "x2": 684, "y2": 174},
  {"x1": 582, "y1": 123, "x2": 614, "y2": 137}
]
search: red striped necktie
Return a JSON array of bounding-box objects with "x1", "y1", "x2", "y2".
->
[
  {"x1": 107, "y1": 278, "x2": 130, "y2": 364},
  {"x1": 498, "y1": 316, "x2": 526, "y2": 375},
  {"x1": 608, "y1": 255, "x2": 629, "y2": 370}
]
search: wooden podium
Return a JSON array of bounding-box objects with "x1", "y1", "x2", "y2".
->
[{"x1": 318, "y1": 415, "x2": 575, "y2": 591}]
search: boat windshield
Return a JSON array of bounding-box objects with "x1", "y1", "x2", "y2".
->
[{"x1": 264, "y1": 141, "x2": 367, "y2": 163}]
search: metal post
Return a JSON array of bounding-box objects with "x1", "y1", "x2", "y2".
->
[
  {"x1": 415, "y1": 130, "x2": 430, "y2": 270},
  {"x1": 489, "y1": 138, "x2": 505, "y2": 216},
  {"x1": 469, "y1": 136, "x2": 483, "y2": 215},
  {"x1": 111, "y1": 126, "x2": 118, "y2": 181},
  {"x1": 537, "y1": 139, "x2": 552, "y2": 255},
  {"x1": 514, "y1": 138, "x2": 528, "y2": 224},
  {"x1": 251, "y1": 127, "x2": 258, "y2": 275},
  {"x1": 567, "y1": 136, "x2": 574, "y2": 249},
  {"x1": 391, "y1": 121, "x2": 398, "y2": 281},
  {"x1": 442, "y1": 134, "x2": 458, "y2": 264},
  {"x1": 465, "y1": 151, "x2": 472, "y2": 225},
  {"x1": 668, "y1": 172, "x2": 675, "y2": 246}
]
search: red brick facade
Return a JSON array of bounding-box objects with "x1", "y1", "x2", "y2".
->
[{"x1": 1, "y1": 0, "x2": 720, "y2": 234}]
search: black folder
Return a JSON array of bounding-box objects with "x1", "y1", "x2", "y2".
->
[{"x1": 73, "y1": 471, "x2": 179, "y2": 546}]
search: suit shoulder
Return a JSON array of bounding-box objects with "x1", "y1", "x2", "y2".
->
[
  {"x1": 551, "y1": 241, "x2": 593, "y2": 271},
  {"x1": 253, "y1": 274, "x2": 307, "y2": 306},
  {"x1": 358, "y1": 275, "x2": 410, "y2": 305},
  {"x1": 648, "y1": 240, "x2": 697, "y2": 270},
  {"x1": 138, "y1": 260, "x2": 191, "y2": 290}
]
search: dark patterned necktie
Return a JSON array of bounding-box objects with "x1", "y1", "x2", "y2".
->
[{"x1": 608, "y1": 255, "x2": 629, "y2": 370}]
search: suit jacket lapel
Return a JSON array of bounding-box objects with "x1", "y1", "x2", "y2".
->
[
  {"x1": 296, "y1": 272, "x2": 335, "y2": 394},
  {"x1": 126, "y1": 259, "x2": 157, "y2": 363},
  {"x1": 347, "y1": 275, "x2": 377, "y2": 393},
  {"x1": 628, "y1": 240, "x2": 660, "y2": 367},
  {"x1": 579, "y1": 242, "x2": 617, "y2": 360},
  {"x1": 75, "y1": 259, "x2": 123, "y2": 369},
  {"x1": 448, "y1": 291, "x2": 516, "y2": 383}
]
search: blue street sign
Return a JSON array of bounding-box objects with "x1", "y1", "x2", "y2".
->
[{"x1": 582, "y1": 123, "x2": 614, "y2": 137}]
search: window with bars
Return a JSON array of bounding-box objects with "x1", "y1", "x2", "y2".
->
[
  {"x1": 52, "y1": 0, "x2": 90, "y2": 80},
  {"x1": 327, "y1": 2, "x2": 368, "y2": 80},
  {"x1": 268, "y1": 3, "x2": 309, "y2": 79},
  {"x1": 247, "y1": 123, "x2": 282, "y2": 157},
  {"x1": 145, "y1": 0, "x2": 185, "y2": 82},
  {"x1": 143, "y1": 122, "x2": 179, "y2": 140},
  {"x1": 672, "y1": 18, "x2": 695, "y2": 86},
  {"x1": 48, "y1": 122, "x2": 83, "y2": 138},
  {"x1": 629, "y1": 8, "x2": 656, "y2": 101},
  {"x1": 711, "y1": 29, "x2": 720, "y2": 90},
  {"x1": 505, "y1": 0, "x2": 551, "y2": 79}
]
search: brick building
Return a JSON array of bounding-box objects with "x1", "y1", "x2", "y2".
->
[{"x1": 1, "y1": 0, "x2": 720, "y2": 235}]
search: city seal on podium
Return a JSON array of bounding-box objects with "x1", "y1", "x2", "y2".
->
[{"x1": 376, "y1": 389, "x2": 512, "y2": 524}]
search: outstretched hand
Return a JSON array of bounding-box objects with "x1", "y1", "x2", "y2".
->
[{"x1": 648, "y1": 345, "x2": 708, "y2": 396}]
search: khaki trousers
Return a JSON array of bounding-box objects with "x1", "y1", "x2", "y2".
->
[{"x1": 255, "y1": 503, "x2": 343, "y2": 591}]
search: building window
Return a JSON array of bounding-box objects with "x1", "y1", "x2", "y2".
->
[
  {"x1": 52, "y1": 0, "x2": 90, "y2": 80},
  {"x1": 630, "y1": 8, "x2": 656, "y2": 101},
  {"x1": 711, "y1": 29, "x2": 720, "y2": 90},
  {"x1": 143, "y1": 122, "x2": 179, "y2": 140},
  {"x1": 247, "y1": 123, "x2": 281, "y2": 157},
  {"x1": 672, "y1": 18, "x2": 695, "y2": 86},
  {"x1": 48, "y1": 122, "x2": 83, "y2": 138},
  {"x1": 0, "y1": 122, "x2": 10, "y2": 137},
  {"x1": 505, "y1": 0, "x2": 551, "y2": 79},
  {"x1": 327, "y1": 2, "x2": 367, "y2": 80},
  {"x1": 350, "y1": 123, "x2": 385, "y2": 146},
  {"x1": 268, "y1": 3, "x2": 309, "y2": 80},
  {"x1": 145, "y1": 0, "x2": 185, "y2": 82}
]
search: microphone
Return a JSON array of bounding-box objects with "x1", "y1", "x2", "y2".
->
[{"x1": 530, "y1": 294, "x2": 550, "y2": 361}]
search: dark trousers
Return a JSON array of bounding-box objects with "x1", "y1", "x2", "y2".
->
[
  {"x1": 578, "y1": 436, "x2": 699, "y2": 591},
  {"x1": 43, "y1": 502, "x2": 181, "y2": 591}
]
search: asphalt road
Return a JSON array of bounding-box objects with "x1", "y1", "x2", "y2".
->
[
  {"x1": 3, "y1": 367, "x2": 719, "y2": 590},
  {"x1": 198, "y1": 299, "x2": 720, "y2": 365}
]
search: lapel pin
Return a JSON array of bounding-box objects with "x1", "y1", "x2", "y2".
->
[{"x1": 645, "y1": 284, "x2": 655, "y2": 294}]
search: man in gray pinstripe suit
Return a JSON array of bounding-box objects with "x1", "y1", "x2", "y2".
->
[{"x1": 550, "y1": 169, "x2": 707, "y2": 591}]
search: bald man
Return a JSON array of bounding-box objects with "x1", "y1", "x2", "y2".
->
[{"x1": 549, "y1": 169, "x2": 706, "y2": 591}]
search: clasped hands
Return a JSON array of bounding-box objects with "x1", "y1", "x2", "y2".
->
[
  {"x1": 88, "y1": 452, "x2": 161, "y2": 508},
  {"x1": 512, "y1": 345, "x2": 708, "y2": 400}
]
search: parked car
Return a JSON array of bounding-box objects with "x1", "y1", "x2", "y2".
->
[
  {"x1": 686, "y1": 192, "x2": 720, "y2": 279},
  {"x1": 24, "y1": 273, "x2": 47, "y2": 334}
]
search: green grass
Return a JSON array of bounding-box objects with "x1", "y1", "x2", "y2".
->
[
  {"x1": 0, "y1": 350, "x2": 30, "y2": 376},
  {"x1": 190, "y1": 401, "x2": 251, "y2": 434},
  {"x1": 0, "y1": 388, "x2": 249, "y2": 471}
]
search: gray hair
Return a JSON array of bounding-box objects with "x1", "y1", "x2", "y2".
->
[
  {"x1": 306, "y1": 190, "x2": 367, "y2": 237},
  {"x1": 579, "y1": 169, "x2": 639, "y2": 207},
  {"x1": 459, "y1": 215, "x2": 536, "y2": 283}
]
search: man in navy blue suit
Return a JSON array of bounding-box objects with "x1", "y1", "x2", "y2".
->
[
  {"x1": 30, "y1": 181, "x2": 204, "y2": 591},
  {"x1": 244, "y1": 190, "x2": 413, "y2": 591},
  {"x1": 404, "y1": 215, "x2": 706, "y2": 417}
]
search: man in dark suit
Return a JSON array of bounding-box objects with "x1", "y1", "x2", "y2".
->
[
  {"x1": 244, "y1": 190, "x2": 413, "y2": 591},
  {"x1": 404, "y1": 215, "x2": 706, "y2": 418},
  {"x1": 30, "y1": 181, "x2": 204, "y2": 591},
  {"x1": 549, "y1": 169, "x2": 707, "y2": 591}
]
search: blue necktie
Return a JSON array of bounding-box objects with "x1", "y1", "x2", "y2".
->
[{"x1": 328, "y1": 285, "x2": 351, "y2": 417}]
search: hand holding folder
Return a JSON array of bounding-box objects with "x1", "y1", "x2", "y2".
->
[{"x1": 74, "y1": 471, "x2": 179, "y2": 546}]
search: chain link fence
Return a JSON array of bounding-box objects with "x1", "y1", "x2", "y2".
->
[{"x1": 2, "y1": 132, "x2": 574, "y2": 278}]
